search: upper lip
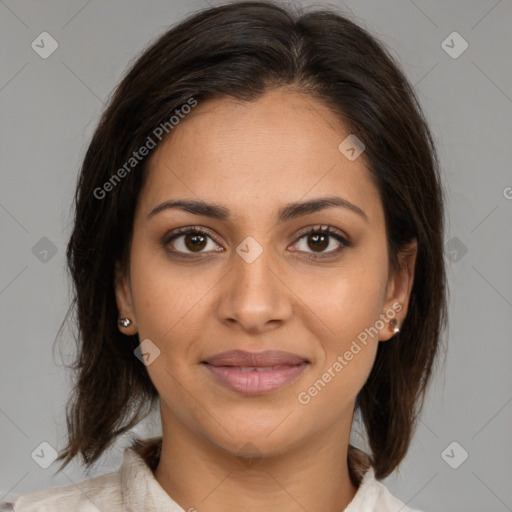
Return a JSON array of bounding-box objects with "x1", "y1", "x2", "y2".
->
[{"x1": 202, "y1": 350, "x2": 309, "y2": 367}]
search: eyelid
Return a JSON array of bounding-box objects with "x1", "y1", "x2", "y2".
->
[
  {"x1": 294, "y1": 224, "x2": 350, "y2": 244},
  {"x1": 164, "y1": 225, "x2": 218, "y2": 242},
  {"x1": 162, "y1": 224, "x2": 351, "y2": 258}
]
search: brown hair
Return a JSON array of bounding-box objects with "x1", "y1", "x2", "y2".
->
[{"x1": 56, "y1": 0, "x2": 447, "y2": 480}]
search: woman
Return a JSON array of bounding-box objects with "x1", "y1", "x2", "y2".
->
[{"x1": 1, "y1": 1, "x2": 447, "y2": 510}]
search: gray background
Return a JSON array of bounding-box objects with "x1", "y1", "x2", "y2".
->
[{"x1": 1, "y1": 0, "x2": 511, "y2": 510}]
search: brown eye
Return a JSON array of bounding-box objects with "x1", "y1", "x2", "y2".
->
[
  {"x1": 293, "y1": 226, "x2": 350, "y2": 259},
  {"x1": 183, "y1": 232, "x2": 207, "y2": 252},
  {"x1": 163, "y1": 227, "x2": 222, "y2": 258},
  {"x1": 307, "y1": 233, "x2": 330, "y2": 252},
  {"x1": 162, "y1": 225, "x2": 349, "y2": 261}
]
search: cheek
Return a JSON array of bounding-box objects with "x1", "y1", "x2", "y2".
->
[
  {"x1": 296, "y1": 341, "x2": 377, "y2": 422},
  {"x1": 304, "y1": 280, "x2": 382, "y2": 391},
  {"x1": 298, "y1": 252, "x2": 389, "y2": 343},
  {"x1": 128, "y1": 234, "x2": 215, "y2": 342},
  {"x1": 295, "y1": 247, "x2": 388, "y2": 401},
  {"x1": 128, "y1": 252, "x2": 210, "y2": 409},
  {"x1": 296, "y1": 264, "x2": 387, "y2": 412}
]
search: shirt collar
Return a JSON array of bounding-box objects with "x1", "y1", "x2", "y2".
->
[{"x1": 121, "y1": 440, "x2": 185, "y2": 512}]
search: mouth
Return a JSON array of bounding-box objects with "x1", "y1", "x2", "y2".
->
[{"x1": 201, "y1": 350, "x2": 310, "y2": 395}]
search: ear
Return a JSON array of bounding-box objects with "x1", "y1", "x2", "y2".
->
[
  {"x1": 378, "y1": 239, "x2": 418, "y2": 342},
  {"x1": 114, "y1": 260, "x2": 138, "y2": 335}
]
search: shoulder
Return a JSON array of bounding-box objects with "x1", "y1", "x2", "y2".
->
[
  {"x1": 364, "y1": 478, "x2": 423, "y2": 512},
  {"x1": 0, "y1": 437, "x2": 164, "y2": 512},
  {"x1": 345, "y1": 463, "x2": 423, "y2": 512},
  {"x1": 0, "y1": 470, "x2": 122, "y2": 512}
]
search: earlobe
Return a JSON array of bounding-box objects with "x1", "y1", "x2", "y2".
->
[
  {"x1": 378, "y1": 310, "x2": 402, "y2": 342},
  {"x1": 389, "y1": 317, "x2": 400, "y2": 335},
  {"x1": 114, "y1": 261, "x2": 137, "y2": 335},
  {"x1": 378, "y1": 239, "x2": 418, "y2": 342}
]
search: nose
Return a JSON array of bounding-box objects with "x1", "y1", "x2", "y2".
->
[{"x1": 216, "y1": 240, "x2": 293, "y2": 334}]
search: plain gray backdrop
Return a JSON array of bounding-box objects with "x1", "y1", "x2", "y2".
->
[{"x1": 1, "y1": 0, "x2": 511, "y2": 511}]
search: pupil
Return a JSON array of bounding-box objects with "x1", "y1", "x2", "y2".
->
[
  {"x1": 185, "y1": 234, "x2": 206, "y2": 251},
  {"x1": 310, "y1": 234, "x2": 328, "y2": 251}
]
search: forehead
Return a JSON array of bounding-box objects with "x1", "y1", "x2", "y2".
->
[{"x1": 139, "y1": 89, "x2": 382, "y2": 224}]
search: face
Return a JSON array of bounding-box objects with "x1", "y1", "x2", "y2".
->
[{"x1": 115, "y1": 89, "x2": 417, "y2": 458}]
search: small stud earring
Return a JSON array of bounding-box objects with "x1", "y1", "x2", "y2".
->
[
  {"x1": 389, "y1": 318, "x2": 400, "y2": 335},
  {"x1": 118, "y1": 318, "x2": 132, "y2": 328}
]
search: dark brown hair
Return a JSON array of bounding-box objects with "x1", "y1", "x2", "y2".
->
[{"x1": 56, "y1": 0, "x2": 447, "y2": 480}]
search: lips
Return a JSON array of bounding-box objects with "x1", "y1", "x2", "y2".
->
[
  {"x1": 202, "y1": 350, "x2": 309, "y2": 394},
  {"x1": 203, "y1": 349, "x2": 308, "y2": 367}
]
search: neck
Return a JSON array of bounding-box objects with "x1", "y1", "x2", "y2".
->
[{"x1": 150, "y1": 413, "x2": 364, "y2": 512}]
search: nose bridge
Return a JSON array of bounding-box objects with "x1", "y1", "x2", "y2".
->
[
  {"x1": 233, "y1": 235, "x2": 278, "y2": 301},
  {"x1": 238, "y1": 242, "x2": 272, "y2": 286},
  {"x1": 218, "y1": 234, "x2": 292, "y2": 329}
]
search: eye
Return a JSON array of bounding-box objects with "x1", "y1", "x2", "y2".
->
[
  {"x1": 162, "y1": 224, "x2": 350, "y2": 260},
  {"x1": 162, "y1": 226, "x2": 222, "y2": 259},
  {"x1": 291, "y1": 225, "x2": 350, "y2": 260}
]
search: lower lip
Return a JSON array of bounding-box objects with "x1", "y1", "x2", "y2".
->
[{"x1": 203, "y1": 363, "x2": 309, "y2": 394}]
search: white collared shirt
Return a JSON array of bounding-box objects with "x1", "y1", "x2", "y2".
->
[{"x1": 1, "y1": 444, "x2": 421, "y2": 512}]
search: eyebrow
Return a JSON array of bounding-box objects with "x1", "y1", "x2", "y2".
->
[{"x1": 147, "y1": 195, "x2": 368, "y2": 223}]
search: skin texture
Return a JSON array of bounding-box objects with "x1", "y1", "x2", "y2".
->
[{"x1": 114, "y1": 89, "x2": 417, "y2": 512}]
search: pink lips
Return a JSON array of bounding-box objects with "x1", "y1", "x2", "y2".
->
[{"x1": 202, "y1": 350, "x2": 309, "y2": 395}]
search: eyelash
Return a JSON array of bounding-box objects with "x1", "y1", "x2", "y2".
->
[{"x1": 161, "y1": 225, "x2": 350, "y2": 261}]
